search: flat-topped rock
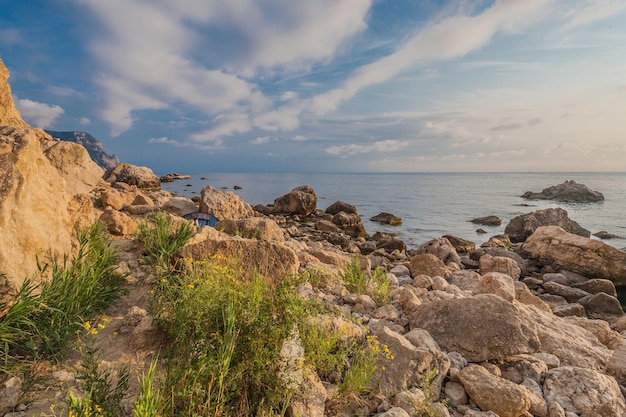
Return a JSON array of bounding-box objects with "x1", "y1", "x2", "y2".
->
[{"x1": 521, "y1": 180, "x2": 604, "y2": 203}]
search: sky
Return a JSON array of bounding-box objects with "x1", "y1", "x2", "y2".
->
[{"x1": 1, "y1": 0, "x2": 625, "y2": 173}]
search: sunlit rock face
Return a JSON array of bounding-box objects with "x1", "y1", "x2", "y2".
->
[{"x1": 0, "y1": 59, "x2": 103, "y2": 289}]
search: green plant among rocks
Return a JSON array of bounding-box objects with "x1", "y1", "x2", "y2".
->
[
  {"x1": 134, "y1": 213, "x2": 394, "y2": 416},
  {"x1": 0, "y1": 223, "x2": 125, "y2": 368},
  {"x1": 340, "y1": 258, "x2": 392, "y2": 303},
  {"x1": 67, "y1": 338, "x2": 129, "y2": 417}
]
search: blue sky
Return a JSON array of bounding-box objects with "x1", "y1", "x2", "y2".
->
[{"x1": 1, "y1": 0, "x2": 625, "y2": 173}]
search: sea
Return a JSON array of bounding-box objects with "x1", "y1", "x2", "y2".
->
[{"x1": 159, "y1": 172, "x2": 626, "y2": 251}]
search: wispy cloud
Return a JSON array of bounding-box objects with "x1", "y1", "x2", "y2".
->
[
  {"x1": 326, "y1": 139, "x2": 408, "y2": 156},
  {"x1": 15, "y1": 98, "x2": 64, "y2": 128}
]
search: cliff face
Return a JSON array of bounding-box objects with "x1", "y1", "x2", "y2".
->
[
  {"x1": 45, "y1": 130, "x2": 120, "y2": 169},
  {"x1": 0, "y1": 59, "x2": 104, "y2": 289}
]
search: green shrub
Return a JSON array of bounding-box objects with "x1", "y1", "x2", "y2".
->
[
  {"x1": 68, "y1": 339, "x2": 129, "y2": 417},
  {"x1": 136, "y1": 212, "x2": 195, "y2": 273},
  {"x1": 339, "y1": 258, "x2": 391, "y2": 303},
  {"x1": 0, "y1": 223, "x2": 124, "y2": 365}
]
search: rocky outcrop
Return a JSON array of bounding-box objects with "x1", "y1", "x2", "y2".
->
[
  {"x1": 469, "y1": 216, "x2": 501, "y2": 226},
  {"x1": 370, "y1": 212, "x2": 402, "y2": 226},
  {"x1": 504, "y1": 207, "x2": 590, "y2": 243},
  {"x1": 520, "y1": 226, "x2": 626, "y2": 285},
  {"x1": 199, "y1": 185, "x2": 254, "y2": 219},
  {"x1": 45, "y1": 130, "x2": 120, "y2": 170},
  {"x1": 521, "y1": 180, "x2": 604, "y2": 203},
  {"x1": 543, "y1": 367, "x2": 626, "y2": 415},
  {"x1": 273, "y1": 185, "x2": 317, "y2": 216},
  {"x1": 103, "y1": 163, "x2": 161, "y2": 190},
  {"x1": 159, "y1": 172, "x2": 191, "y2": 182},
  {"x1": 0, "y1": 59, "x2": 103, "y2": 287},
  {"x1": 0, "y1": 60, "x2": 28, "y2": 128}
]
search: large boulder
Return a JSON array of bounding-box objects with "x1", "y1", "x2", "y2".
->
[
  {"x1": 215, "y1": 217, "x2": 285, "y2": 244},
  {"x1": 414, "y1": 237, "x2": 462, "y2": 266},
  {"x1": 0, "y1": 60, "x2": 102, "y2": 288},
  {"x1": 370, "y1": 326, "x2": 450, "y2": 397},
  {"x1": 175, "y1": 234, "x2": 299, "y2": 282},
  {"x1": 273, "y1": 185, "x2": 317, "y2": 216},
  {"x1": 409, "y1": 294, "x2": 612, "y2": 368},
  {"x1": 504, "y1": 207, "x2": 589, "y2": 243},
  {"x1": 543, "y1": 367, "x2": 626, "y2": 415},
  {"x1": 103, "y1": 163, "x2": 160, "y2": 190},
  {"x1": 409, "y1": 294, "x2": 541, "y2": 362},
  {"x1": 199, "y1": 185, "x2": 254, "y2": 220},
  {"x1": 521, "y1": 180, "x2": 604, "y2": 203},
  {"x1": 458, "y1": 364, "x2": 531, "y2": 417},
  {"x1": 520, "y1": 226, "x2": 626, "y2": 285}
]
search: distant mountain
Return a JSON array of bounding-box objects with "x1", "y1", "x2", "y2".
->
[{"x1": 45, "y1": 130, "x2": 120, "y2": 169}]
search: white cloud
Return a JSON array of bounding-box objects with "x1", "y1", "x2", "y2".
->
[
  {"x1": 148, "y1": 136, "x2": 183, "y2": 146},
  {"x1": 326, "y1": 139, "x2": 408, "y2": 156},
  {"x1": 308, "y1": 0, "x2": 553, "y2": 115},
  {"x1": 292, "y1": 135, "x2": 308, "y2": 142},
  {"x1": 78, "y1": 0, "x2": 371, "y2": 139},
  {"x1": 251, "y1": 136, "x2": 271, "y2": 145},
  {"x1": 189, "y1": 114, "x2": 251, "y2": 146},
  {"x1": 563, "y1": 0, "x2": 626, "y2": 30},
  {"x1": 79, "y1": 117, "x2": 91, "y2": 126},
  {"x1": 15, "y1": 98, "x2": 64, "y2": 128}
]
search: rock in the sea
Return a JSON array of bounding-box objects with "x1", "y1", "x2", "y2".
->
[
  {"x1": 470, "y1": 216, "x2": 502, "y2": 226},
  {"x1": 159, "y1": 172, "x2": 191, "y2": 182},
  {"x1": 273, "y1": 185, "x2": 317, "y2": 216},
  {"x1": 370, "y1": 212, "x2": 402, "y2": 226},
  {"x1": 104, "y1": 163, "x2": 161, "y2": 190},
  {"x1": 504, "y1": 207, "x2": 589, "y2": 243},
  {"x1": 325, "y1": 200, "x2": 358, "y2": 215},
  {"x1": 520, "y1": 226, "x2": 626, "y2": 285},
  {"x1": 199, "y1": 185, "x2": 254, "y2": 220},
  {"x1": 521, "y1": 180, "x2": 604, "y2": 203},
  {"x1": 593, "y1": 230, "x2": 621, "y2": 240}
]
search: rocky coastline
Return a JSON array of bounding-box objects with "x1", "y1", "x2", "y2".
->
[{"x1": 3, "y1": 57, "x2": 626, "y2": 416}]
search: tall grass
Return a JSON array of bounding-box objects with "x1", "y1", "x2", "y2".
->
[
  {"x1": 0, "y1": 223, "x2": 125, "y2": 367},
  {"x1": 137, "y1": 213, "x2": 391, "y2": 416}
]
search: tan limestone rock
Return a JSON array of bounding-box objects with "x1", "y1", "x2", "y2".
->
[
  {"x1": 479, "y1": 254, "x2": 521, "y2": 280},
  {"x1": 176, "y1": 236, "x2": 299, "y2": 282},
  {"x1": 0, "y1": 59, "x2": 29, "y2": 128},
  {"x1": 409, "y1": 254, "x2": 450, "y2": 279},
  {"x1": 99, "y1": 209, "x2": 137, "y2": 236},
  {"x1": 458, "y1": 364, "x2": 531, "y2": 417},
  {"x1": 216, "y1": 217, "x2": 285, "y2": 244},
  {"x1": 472, "y1": 271, "x2": 516, "y2": 302},
  {"x1": 543, "y1": 366, "x2": 626, "y2": 416},
  {"x1": 103, "y1": 163, "x2": 160, "y2": 190},
  {"x1": 520, "y1": 226, "x2": 626, "y2": 285},
  {"x1": 273, "y1": 185, "x2": 317, "y2": 216},
  {"x1": 161, "y1": 196, "x2": 197, "y2": 217},
  {"x1": 100, "y1": 189, "x2": 136, "y2": 210},
  {"x1": 199, "y1": 185, "x2": 254, "y2": 219}
]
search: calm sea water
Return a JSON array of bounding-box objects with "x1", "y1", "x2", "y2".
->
[{"x1": 160, "y1": 172, "x2": 626, "y2": 251}]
